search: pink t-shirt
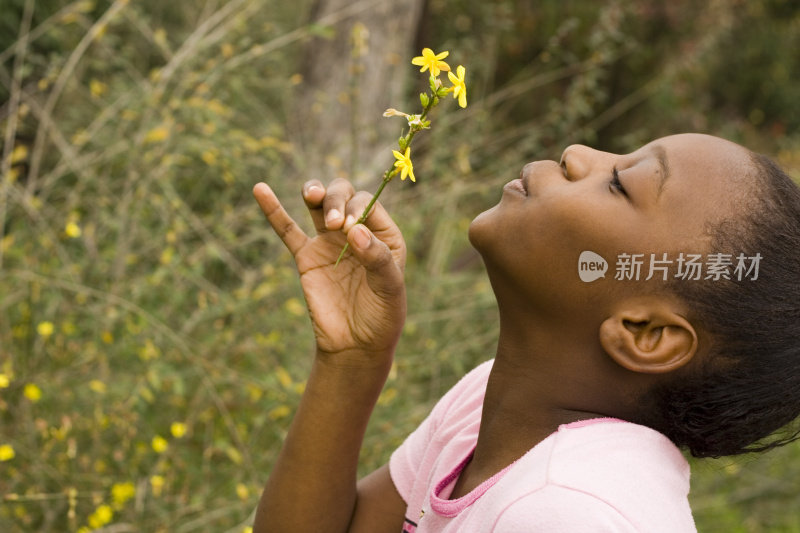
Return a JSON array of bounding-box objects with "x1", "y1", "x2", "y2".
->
[{"x1": 389, "y1": 359, "x2": 697, "y2": 532}]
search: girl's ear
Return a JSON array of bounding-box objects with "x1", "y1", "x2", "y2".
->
[{"x1": 598, "y1": 300, "x2": 698, "y2": 374}]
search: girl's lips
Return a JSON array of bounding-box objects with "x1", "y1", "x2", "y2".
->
[{"x1": 504, "y1": 178, "x2": 527, "y2": 196}]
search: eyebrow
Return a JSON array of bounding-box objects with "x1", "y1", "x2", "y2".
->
[{"x1": 652, "y1": 145, "x2": 670, "y2": 198}]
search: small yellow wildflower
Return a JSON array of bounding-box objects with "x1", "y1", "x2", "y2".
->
[
  {"x1": 111, "y1": 481, "x2": 136, "y2": 506},
  {"x1": 10, "y1": 145, "x2": 28, "y2": 164},
  {"x1": 236, "y1": 483, "x2": 249, "y2": 500},
  {"x1": 24, "y1": 383, "x2": 42, "y2": 402},
  {"x1": 37, "y1": 321, "x2": 55, "y2": 337},
  {"x1": 411, "y1": 48, "x2": 450, "y2": 77},
  {"x1": 87, "y1": 504, "x2": 113, "y2": 529},
  {"x1": 268, "y1": 405, "x2": 291, "y2": 420},
  {"x1": 89, "y1": 380, "x2": 107, "y2": 394},
  {"x1": 201, "y1": 150, "x2": 218, "y2": 166},
  {"x1": 448, "y1": 65, "x2": 468, "y2": 108},
  {"x1": 0, "y1": 444, "x2": 15, "y2": 461},
  {"x1": 284, "y1": 298, "x2": 305, "y2": 317},
  {"x1": 242, "y1": 527, "x2": 253, "y2": 533},
  {"x1": 144, "y1": 125, "x2": 169, "y2": 144},
  {"x1": 150, "y1": 475, "x2": 165, "y2": 497},
  {"x1": 170, "y1": 422, "x2": 187, "y2": 438},
  {"x1": 151, "y1": 435, "x2": 168, "y2": 453},
  {"x1": 89, "y1": 79, "x2": 108, "y2": 99},
  {"x1": 275, "y1": 366, "x2": 293, "y2": 388},
  {"x1": 65, "y1": 222, "x2": 82, "y2": 238},
  {"x1": 392, "y1": 147, "x2": 416, "y2": 182},
  {"x1": 0, "y1": 374, "x2": 9, "y2": 388}
]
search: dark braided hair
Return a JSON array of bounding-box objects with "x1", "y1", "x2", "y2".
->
[{"x1": 644, "y1": 153, "x2": 800, "y2": 458}]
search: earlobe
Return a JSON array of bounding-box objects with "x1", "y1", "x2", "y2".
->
[{"x1": 599, "y1": 305, "x2": 698, "y2": 374}]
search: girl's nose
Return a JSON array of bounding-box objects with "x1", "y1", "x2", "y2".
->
[{"x1": 560, "y1": 144, "x2": 615, "y2": 180}]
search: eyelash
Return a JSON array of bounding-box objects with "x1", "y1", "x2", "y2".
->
[{"x1": 610, "y1": 167, "x2": 627, "y2": 196}]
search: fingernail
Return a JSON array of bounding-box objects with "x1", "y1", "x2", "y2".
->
[
  {"x1": 325, "y1": 209, "x2": 341, "y2": 226},
  {"x1": 304, "y1": 184, "x2": 322, "y2": 196},
  {"x1": 344, "y1": 214, "x2": 356, "y2": 229},
  {"x1": 352, "y1": 225, "x2": 371, "y2": 249}
]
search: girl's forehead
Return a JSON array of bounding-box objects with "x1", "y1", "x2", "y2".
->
[
  {"x1": 642, "y1": 134, "x2": 755, "y2": 192},
  {"x1": 642, "y1": 134, "x2": 749, "y2": 164}
]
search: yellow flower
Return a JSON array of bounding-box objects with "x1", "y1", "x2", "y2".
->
[
  {"x1": 151, "y1": 435, "x2": 168, "y2": 453},
  {"x1": 89, "y1": 79, "x2": 108, "y2": 99},
  {"x1": 170, "y1": 422, "x2": 187, "y2": 438},
  {"x1": 88, "y1": 504, "x2": 113, "y2": 529},
  {"x1": 37, "y1": 321, "x2": 54, "y2": 337},
  {"x1": 0, "y1": 374, "x2": 9, "y2": 388},
  {"x1": 201, "y1": 150, "x2": 217, "y2": 166},
  {"x1": 111, "y1": 482, "x2": 135, "y2": 506},
  {"x1": 10, "y1": 145, "x2": 28, "y2": 164},
  {"x1": 268, "y1": 405, "x2": 291, "y2": 420},
  {"x1": 144, "y1": 125, "x2": 170, "y2": 144},
  {"x1": 65, "y1": 222, "x2": 82, "y2": 238},
  {"x1": 0, "y1": 444, "x2": 15, "y2": 461},
  {"x1": 24, "y1": 383, "x2": 42, "y2": 402},
  {"x1": 448, "y1": 65, "x2": 467, "y2": 108},
  {"x1": 150, "y1": 475, "x2": 165, "y2": 497},
  {"x1": 411, "y1": 48, "x2": 450, "y2": 77},
  {"x1": 392, "y1": 147, "x2": 416, "y2": 182}
]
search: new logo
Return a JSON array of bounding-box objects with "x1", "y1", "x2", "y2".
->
[{"x1": 578, "y1": 250, "x2": 608, "y2": 282}]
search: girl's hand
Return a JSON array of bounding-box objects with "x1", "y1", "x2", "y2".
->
[{"x1": 253, "y1": 178, "x2": 407, "y2": 365}]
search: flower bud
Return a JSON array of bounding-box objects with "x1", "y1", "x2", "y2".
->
[
  {"x1": 383, "y1": 108, "x2": 409, "y2": 118},
  {"x1": 420, "y1": 93, "x2": 430, "y2": 108}
]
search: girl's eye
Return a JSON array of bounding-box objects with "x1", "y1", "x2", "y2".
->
[{"x1": 609, "y1": 167, "x2": 627, "y2": 196}]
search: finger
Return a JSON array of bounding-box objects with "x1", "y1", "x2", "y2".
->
[
  {"x1": 347, "y1": 224, "x2": 405, "y2": 299},
  {"x1": 302, "y1": 180, "x2": 326, "y2": 233},
  {"x1": 253, "y1": 182, "x2": 309, "y2": 256},
  {"x1": 346, "y1": 197, "x2": 406, "y2": 272},
  {"x1": 342, "y1": 191, "x2": 375, "y2": 231},
  {"x1": 322, "y1": 178, "x2": 355, "y2": 230}
]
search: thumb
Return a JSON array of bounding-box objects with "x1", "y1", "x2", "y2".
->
[{"x1": 347, "y1": 224, "x2": 404, "y2": 298}]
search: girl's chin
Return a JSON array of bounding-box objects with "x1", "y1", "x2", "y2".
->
[
  {"x1": 468, "y1": 204, "x2": 509, "y2": 258},
  {"x1": 467, "y1": 207, "x2": 494, "y2": 249}
]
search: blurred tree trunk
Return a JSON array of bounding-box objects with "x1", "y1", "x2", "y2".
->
[{"x1": 291, "y1": 0, "x2": 425, "y2": 184}]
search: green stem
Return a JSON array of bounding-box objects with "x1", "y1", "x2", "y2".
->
[
  {"x1": 334, "y1": 169, "x2": 395, "y2": 267},
  {"x1": 333, "y1": 94, "x2": 437, "y2": 268}
]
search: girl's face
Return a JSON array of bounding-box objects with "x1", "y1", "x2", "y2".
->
[{"x1": 469, "y1": 133, "x2": 755, "y2": 320}]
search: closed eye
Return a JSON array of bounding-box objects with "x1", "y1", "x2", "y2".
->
[{"x1": 609, "y1": 167, "x2": 627, "y2": 197}]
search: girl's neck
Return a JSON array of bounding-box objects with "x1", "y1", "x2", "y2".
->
[{"x1": 458, "y1": 316, "x2": 615, "y2": 496}]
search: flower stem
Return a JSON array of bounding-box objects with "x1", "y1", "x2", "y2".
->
[
  {"x1": 333, "y1": 95, "x2": 436, "y2": 268},
  {"x1": 334, "y1": 169, "x2": 394, "y2": 267}
]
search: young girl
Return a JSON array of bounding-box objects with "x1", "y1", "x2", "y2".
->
[{"x1": 251, "y1": 133, "x2": 800, "y2": 532}]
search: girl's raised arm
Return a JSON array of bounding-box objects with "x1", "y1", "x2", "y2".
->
[{"x1": 252, "y1": 179, "x2": 407, "y2": 533}]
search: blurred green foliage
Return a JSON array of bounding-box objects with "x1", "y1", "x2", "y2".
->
[{"x1": 0, "y1": 0, "x2": 798, "y2": 531}]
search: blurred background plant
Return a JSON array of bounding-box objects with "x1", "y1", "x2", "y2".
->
[{"x1": 0, "y1": 0, "x2": 798, "y2": 531}]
